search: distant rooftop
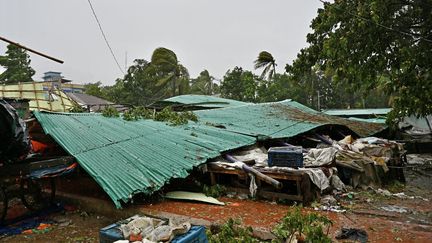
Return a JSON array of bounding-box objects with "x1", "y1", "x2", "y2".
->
[{"x1": 42, "y1": 71, "x2": 71, "y2": 83}]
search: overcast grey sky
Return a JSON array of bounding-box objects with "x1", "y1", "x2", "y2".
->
[{"x1": 0, "y1": 0, "x2": 322, "y2": 85}]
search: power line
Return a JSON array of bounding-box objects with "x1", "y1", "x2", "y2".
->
[
  {"x1": 318, "y1": 0, "x2": 432, "y2": 43},
  {"x1": 87, "y1": 0, "x2": 125, "y2": 75}
]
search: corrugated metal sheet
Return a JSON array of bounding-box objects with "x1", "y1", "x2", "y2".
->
[
  {"x1": 348, "y1": 117, "x2": 387, "y2": 124},
  {"x1": 195, "y1": 99, "x2": 386, "y2": 138},
  {"x1": 164, "y1": 95, "x2": 248, "y2": 108},
  {"x1": 323, "y1": 108, "x2": 391, "y2": 116},
  {"x1": 33, "y1": 112, "x2": 255, "y2": 208},
  {"x1": 0, "y1": 82, "x2": 75, "y2": 112}
]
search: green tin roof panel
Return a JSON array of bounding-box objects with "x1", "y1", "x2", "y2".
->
[
  {"x1": 323, "y1": 108, "x2": 391, "y2": 116},
  {"x1": 195, "y1": 100, "x2": 386, "y2": 139},
  {"x1": 34, "y1": 112, "x2": 255, "y2": 208},
  {"x1": 164, "y1": 95, "x2": 248, "y2": 108}
]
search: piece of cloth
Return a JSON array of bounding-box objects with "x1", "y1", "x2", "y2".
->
[
  {"x1": 303, "y1": 147, "x2": 338, "y2": 167},
  {"x1": 248, "y1": 173, "x2": 257, "y2": 197},
  {"x1": 230, "y1": 147, "x2": 268, "y2": 167},
  {"x1": 29, "y1": 162, "x2": 78, "y2": 179},
  {"x1": 0, "y1": 204, "x2": 62, "y2": 237},
  {"x1": 336, "y1": 228, "x2": 368, "y2": 243}
]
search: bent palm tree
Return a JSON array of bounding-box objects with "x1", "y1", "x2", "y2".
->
[
  {"x1": 254, "y1": 51, "x2": 277, "y2": 80},
  {"x1": 151, "y1": 47, "x2": 189, "y2": 96}
]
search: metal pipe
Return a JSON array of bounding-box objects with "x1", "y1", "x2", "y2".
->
[
  {"x1": 0, "y1": 36, "x2": 64, "y2": 64},
  {"x1": 224, "y1": 154, "x2": 283, "y2": 189},
  {"x1": 280, "y1": 142, "x2": 309, "y2": 153}
]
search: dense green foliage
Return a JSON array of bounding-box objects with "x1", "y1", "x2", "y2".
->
[
  {"x1": 219, "y1": 67, "x2": 260, "y2": 102},
  {"x1": 190, "y1": 70, "x2": 219, "y2": 95},
  {"x1": 286, "y1": 0, "x2": 432, "y2": 118},
  {"x1": 101, "y1": 106, "x2": 119, "y2": 117},
  {"x1": 154, "y1": 107, "x2": 198, "y2": 125},
  {"x1": 86, "y1": 45, "x2": 391, "y2": 111},
  {"x1": 219, "y1": 66, "x2": 388, "y2": 110},
  {"x1": 0, "y1": 44, "x2": 35, "y2": 83},
  {"x1": 101, "y1": 104, "x2": 198, "y2": 125},
  {"x1": 85, "y1": 48, "x2": 191, "y2": 106}
]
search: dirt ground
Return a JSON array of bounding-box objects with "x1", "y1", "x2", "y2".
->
[{"x1": 1, "y1": 154, "x2": 431, "y2": 242}]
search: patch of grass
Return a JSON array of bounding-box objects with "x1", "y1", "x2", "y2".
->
[{"x1": 386, "y1": 180, "x2": 405, "y2": 193}]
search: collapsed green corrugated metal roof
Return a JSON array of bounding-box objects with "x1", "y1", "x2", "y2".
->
[
  {"x1": 163, "y1": 95, "x2": 248, "y2": 108},
  {"x1": 195, "y1": 99, "x2": 386, "y2": 139},
  {"x1": 34, "y1": 111, "x2": 255, "y2": 208},
  {"x1": 323, "y1": 108, "x2": 391, "y2": 116},
  {"x1": 34, "y1": 99, "x2": 386, "y2": 208}
]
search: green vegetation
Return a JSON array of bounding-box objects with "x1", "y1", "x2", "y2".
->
[
  {"x1": 286, "y1": 0, "x2": 432, "y2": 119},
  {"x1": 103, "y1": 105, "x2": 198, "y2": 125},
  {"x1": 123, "y1": 106, "x2": 153, "y2": 121},
  {"x1": 207, "y1": 218, "x2": 260, "y2": 243},
  {"x1": 190, "y1": 70, "x2": 219, "y2": 95},
  {"x1": 203, "y1": 184, "x2": 227, "y2": 198},
  {"x1": 70, "y1": 103, "x2": 86, "y2": 113},
  {"x1": 0, "y1": 44, "x2": 35, "y2": 84},
  {"x1": 272, "y1": 206, "x2": 332, "y2": 243},
  {"x1": 101, "y1": 106, "x2": 119, "y2": 118},
  {"x1": 154, "y1": 107, "x2": 198, "y2": 125},
  {"x1": 220, "y1": 67, "x2": 259, "y2": 102},
  {"x1": 254, "y1": 51, "x2": 277, "y2": 80},
  {"x1": 84, "y1": 48, "x2": 191, "y2": 106}
]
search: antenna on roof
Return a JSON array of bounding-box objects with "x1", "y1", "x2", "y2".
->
[{"x1": 0, "y1": 36, "x2": 64, "y2": 64}]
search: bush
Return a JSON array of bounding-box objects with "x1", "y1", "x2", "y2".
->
[
  {"x1": 203, "y1": 184, "x2": 226, "y2": 198},
  {"x1": 207, "y1": 218, "x2": 260, "y2": 243},
  {"x1": 272, "y1": 206, "x2": 332, "y2": 243}
]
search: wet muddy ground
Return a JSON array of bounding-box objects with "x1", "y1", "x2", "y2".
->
[{"x1": 1, "y1": 154, "x2": 431, "y2": 242}]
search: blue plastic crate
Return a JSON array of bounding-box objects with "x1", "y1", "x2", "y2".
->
[
  {"x1": 172, "y1": 226, "x2": 208, "y2": 243},
  {"x1": 99, "y1": 216, "x2": 208, "y2": 243},
  {"x1": 268, "y1": 146, "x2": 303, "y2": 168}
]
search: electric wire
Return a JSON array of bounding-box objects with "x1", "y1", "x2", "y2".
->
[{"x1": 87, "y1": 0, "x2": 125, "y2": 75}]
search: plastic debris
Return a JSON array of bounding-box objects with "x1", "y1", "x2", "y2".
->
[
  {"x1": 380, "y1": 205, "x2": 408, "y2": 213},
  {"x1": 165, "y1": 191, "x2": 225, "y2": 205},
  {"x1": 336, "y1": 228, "x2": 368, "y2": 243}
]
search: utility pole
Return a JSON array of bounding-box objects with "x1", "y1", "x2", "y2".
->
[{"x1": 125, "y1": 51, "x2": 128, "y2": 72}]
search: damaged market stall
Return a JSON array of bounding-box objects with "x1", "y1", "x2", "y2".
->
[
  {"x1": 0, "y1": 99, "x2": 77, "y2": 223},
  {"x1": 31, "y1": 98, "x2": 393, "y2": 208}
]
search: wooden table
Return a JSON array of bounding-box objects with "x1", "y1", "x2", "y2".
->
[{"x1": 206, "y1": 164, "x2": 314, "y2": 204}]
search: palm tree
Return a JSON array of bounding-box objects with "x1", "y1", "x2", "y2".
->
[
  {"x1": 150, "y1": 47, "x2": 189, "y2": 96},
  {"x1": 191, "y1": 70, "x2": 214, "y2": 95},
  {"x1": 254, "y1": 51, "x2": 277, "y2": 80}
]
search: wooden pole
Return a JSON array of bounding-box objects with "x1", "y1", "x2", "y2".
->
[{"x1": 0, "y1": 36, "x2": 64, "y2": 64}]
